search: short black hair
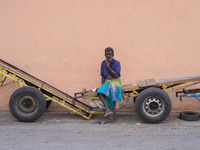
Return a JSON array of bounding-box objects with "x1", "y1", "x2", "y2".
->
[{"x1": 105, "y1": 47, "x2": 114, "y2": 55}]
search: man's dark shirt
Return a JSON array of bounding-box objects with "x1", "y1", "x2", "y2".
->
[{"x1": 100, "y1": 59, "x2": 121, "y2": 78}]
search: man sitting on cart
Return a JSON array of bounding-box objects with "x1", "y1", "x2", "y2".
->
[{"x1": 97, "y1": 47, "x2": 122, "y2": 118}]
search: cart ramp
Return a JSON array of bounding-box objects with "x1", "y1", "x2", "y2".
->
[{"x1": 0, "y1": 59, "x2": 93, "y2": 119}]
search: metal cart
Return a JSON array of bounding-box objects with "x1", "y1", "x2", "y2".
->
[{"x1": 1, "y1": 59, "x2": 200, "y2": 123}]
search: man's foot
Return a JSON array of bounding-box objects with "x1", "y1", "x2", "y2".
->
[
  {"x1": 104, "y1": 111, "x2": 114, "y2": 118},
  {"x1": 108, "y1": 115, "x2": 115, "y2": 120}
]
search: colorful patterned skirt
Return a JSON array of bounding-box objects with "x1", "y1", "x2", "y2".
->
[{"x1": 97, "y1": 78, "x2": 122, "y2": 110}]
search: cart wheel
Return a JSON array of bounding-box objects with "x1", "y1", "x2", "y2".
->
[
  {"x1": 135, "y1": 87, "x2": 171, "y2": 123},
  {"x1": 9, "y1": 86, "x2": 46, "y2": 122},
  {"x1": 179, "y1": 111, "x2": 200, "y2": 121}
]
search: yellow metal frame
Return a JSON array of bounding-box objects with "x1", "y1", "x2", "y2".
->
[
  {"x1": 79, "y1": 78, "x2": 200, "y2": 102},
  {"x1": 1, "y1": 59, "x2": 200, "y2": 120},
  {"x1": 0, "y1": 63, "x2": 96, "y2": 120}
]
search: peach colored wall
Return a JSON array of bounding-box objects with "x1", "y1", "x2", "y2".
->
[{"x1": 0, "y1": 0, "x2": 200, "y2": 112}]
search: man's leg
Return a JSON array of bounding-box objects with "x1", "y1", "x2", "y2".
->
[{"x1": 99, "y1": 93, "x2": 114, "y2": 117}]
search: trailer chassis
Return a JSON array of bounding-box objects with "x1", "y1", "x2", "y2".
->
[{"x1": 0, "y1": 59, "x2": 200, "y2": 123}]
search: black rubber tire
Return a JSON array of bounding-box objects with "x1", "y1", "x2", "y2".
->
[
  {"x1": 135, "y1": 87, "x2": 172, "y2": 123},
  {"x1": 179, "y1": 111, "x2": 200, "y2": 121},
  {"x1": 9, "y1": 86, "x2": 46, "y2": 122}
]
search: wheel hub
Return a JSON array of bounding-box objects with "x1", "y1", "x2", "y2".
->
[
  {"x1": 144, "y1": 97, "x2": 163, "y2": 116},
  {"x1": 18, "y1": 95, "x2": 37, "y2": 113}
]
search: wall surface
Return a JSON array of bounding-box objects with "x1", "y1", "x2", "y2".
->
[{"x1": 0, "y1": 0, "x2": 200, "y2": 112}]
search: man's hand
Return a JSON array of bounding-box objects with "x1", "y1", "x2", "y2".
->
[
  {"x1": 105, "y1": 60, "x2": 119, "y2": 79},
  {"x1": 105, "y1": 60, "x2": 110, "y2": 69}
]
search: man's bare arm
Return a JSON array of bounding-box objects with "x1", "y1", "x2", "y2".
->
[
  {"x1": 101, "y1": 76, "x2": 105, "y2": 84},
  {"x1": 105, "y1": 60, "x2": 119, "y2": 78}
]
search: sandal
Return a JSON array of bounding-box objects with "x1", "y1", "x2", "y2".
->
[{"x1": 104, "y1": 111, "x2": 114, "y2": 118}]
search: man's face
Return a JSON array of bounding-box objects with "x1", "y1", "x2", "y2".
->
[{"x1": 105, "y1": 51, "x2": 114, "y2": 62}]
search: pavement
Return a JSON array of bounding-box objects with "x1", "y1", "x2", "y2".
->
[{"x1": 0, "y1": 111, "x2": 200, "y2": 150}]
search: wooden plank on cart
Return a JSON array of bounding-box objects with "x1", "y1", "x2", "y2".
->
[
  {"x1": 137, "y1": 79, "x2": 157, "y2": 88},
  {"x1": 146, "y1": 79, "x2": 157, "y2": 86}
]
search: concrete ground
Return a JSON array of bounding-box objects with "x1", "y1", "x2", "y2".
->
[{"x1": 0, "y1": 111, "x2": 200, "y2": 150}]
